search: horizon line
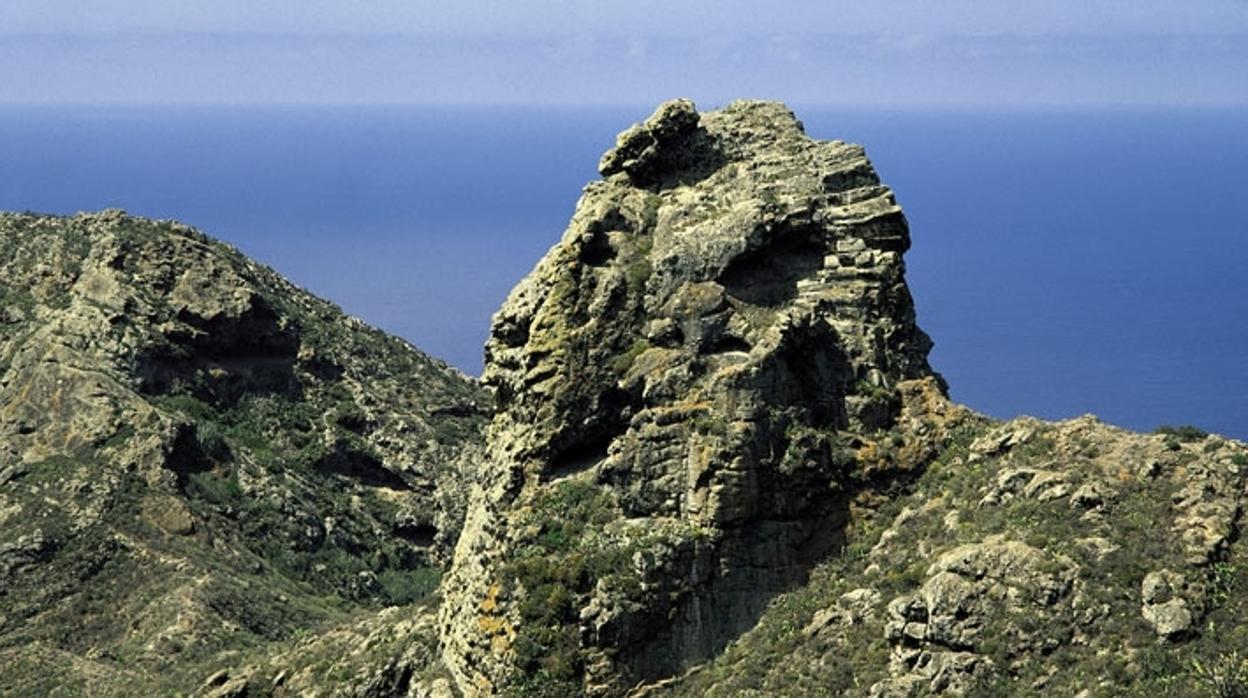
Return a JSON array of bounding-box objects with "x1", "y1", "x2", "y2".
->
[{"x1": 3, "y1": 99, "x2": 1247, "y2": 111}]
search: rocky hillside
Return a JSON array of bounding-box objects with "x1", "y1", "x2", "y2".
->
[
  {"x1": 0, "y1": 211, "x2": 487, "y2": 695},
  {"x1": 3, "y1": 101, "x2": 1246, "y2": 698},
  {"x1": 669, "y1": 415, "x2": 1248, "y2": 697}
]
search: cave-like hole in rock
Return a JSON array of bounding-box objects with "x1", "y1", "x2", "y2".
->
[
  {"x1": 708, "y1": 333, "x2": 751, "y2": 354},
  {"x1": 546, "y1": 433, "x2": 613, "y2": 481},
  {"x1": 718, "y1": 229, "x2": 825, "y2": 307}
]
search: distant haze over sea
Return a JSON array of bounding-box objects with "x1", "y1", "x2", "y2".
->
[{"x1": 1, "y1": 104, "x2": 1244, "y2": 439}]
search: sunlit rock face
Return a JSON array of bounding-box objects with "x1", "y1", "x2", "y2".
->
[{"x1": 440, "y1": 99, "x2": 946, "y2": 695}]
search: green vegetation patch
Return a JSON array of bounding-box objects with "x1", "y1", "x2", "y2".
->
[
  {"x1": 503, "y1": 480, "x2": 698, "y2": 696},
  {"x1": 377, "y1": 568, "x2": 443, "y2": 606},
  {"x1": 609, "y1": 338, "x2": 650, "y2": 375},
  {"x1": 625, "y1": 235, "x2": 654, "y2": 292},
  {"x1": 1155, "y1": 424, "x2": 1210, "y2": 442}
]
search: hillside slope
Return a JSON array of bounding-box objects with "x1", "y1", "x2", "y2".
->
[
  {"x1": 0, "y1": 211, "x2": 487, "y2": 695},
  {"x1": 669, "y1": 415, "x2": 1247, "y2": 696}
]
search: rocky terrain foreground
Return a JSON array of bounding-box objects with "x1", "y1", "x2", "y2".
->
[{"x1": 2, "y1": 100, "x2": 1246, "y2": 697}]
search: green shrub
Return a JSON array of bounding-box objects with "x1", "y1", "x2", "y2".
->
[
  {"x1": 1209, "y1": 562, "x2": 1240, "y2": 608},
  {"x1": 197, "y1": 421, "x2": 232, "y2": 462},
  {"x1": 609, "y1": 339, "x2": 650, "y2": 375},
  {"x1": 154, "y1": 393, "x2": 217, "y2": 422},
  {"x1": 1193, "y1": 651, "x2": 1248, "y2": 698},
  {"x1": 100, "y1": 424, "x2": 137, "y2": 449},
  {"x1": 502, "y1": 481, "x2": 638, "y2": 687},
  {"x1": 186, "y1": 468, "x2": 242, "y2": 506},
  {"x1": 625, "y1": 238, "x2": 653, "y2": 291},
  {"x1": 1155, "y1": 424, "x2": 1209, "y2": 442},
  {"x1": 377, "y1": 568, "x2": 441, "y2": 605},
  {"x1": 640, "y1": 193, "x2": 662, "y2": 231},
  {"x1": 514, "y1": 668, "x2": 584, "y2": 698}
]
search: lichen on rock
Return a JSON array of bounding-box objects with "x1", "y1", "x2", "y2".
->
[{"x1": 440, "y1": 99, "x2": 950, "y2": 695}]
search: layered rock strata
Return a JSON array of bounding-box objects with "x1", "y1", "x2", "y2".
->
[{"x1": 441, "y1": 99, "x2": 948, "y2": 695}]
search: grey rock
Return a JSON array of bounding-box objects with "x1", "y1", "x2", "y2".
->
[
  {"x1": 875, "y1": 538, "x2": 1078, "y2": 694},
  {"x1": 1141, "y1": 569, "x2": 1196, "y2": 638},
  {"x1": 0, "y1": 211, "x2": 488, "y2": 693},
  {"x1": 440, "y1": 98, "x2": 951, "y2": 695}
]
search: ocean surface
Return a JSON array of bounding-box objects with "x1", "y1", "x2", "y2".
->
[{"x1": 1, "y1": 105, "x2": 1245, "y2": 439}]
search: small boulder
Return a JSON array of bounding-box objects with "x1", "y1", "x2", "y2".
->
[{"x1": 1140, "y1": 569, "x2": 1195, "y2": 639}]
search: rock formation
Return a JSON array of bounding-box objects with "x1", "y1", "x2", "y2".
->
[
  {"x1": 438, "y1": 100, "x2": 1248, "y2": 697},
  {"x1": 439, "y1": 99, "x2": 955, "y2": 695},
  {"x1": 670, "y1": 416, "x2": 1247, "y2": 696}
]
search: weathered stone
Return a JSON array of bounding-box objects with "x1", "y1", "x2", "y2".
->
[
  {"x1": 873, "y1": 538, "x2": 1078, "y2": 693},
  {"x1": 441, "y1": 99, "x2": 948, "y2": 695},
  {"x1": 1141, "y1": 569, "x2": 1196, "y2": 638},
  {"x1": 142, "y1": 493, "x2": 196, "y2": 535},
  {"x1": 1143, "y1": 599, "x2": 1193, "y2": 638}
]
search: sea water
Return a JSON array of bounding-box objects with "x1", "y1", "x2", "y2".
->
[{"x1": 1, "y1": 105, "x2": 1244, "y2": 438}]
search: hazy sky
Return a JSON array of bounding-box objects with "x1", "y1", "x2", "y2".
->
[{"x1": 3, "y1": 1, "x2": 1247, "y2": 106}]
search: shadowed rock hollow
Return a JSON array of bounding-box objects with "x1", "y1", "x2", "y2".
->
[{"x1": 439, "y1": 99, "x2": 956, "y2": 695}]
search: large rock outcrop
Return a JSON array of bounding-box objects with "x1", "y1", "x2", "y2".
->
[{"x1": 440, "y1": 99, "x2": 954, "y2": 695}]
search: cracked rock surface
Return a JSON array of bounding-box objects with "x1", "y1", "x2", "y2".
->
[{"x1": 440, "y1": 99, "x2": 949, "y2": 695}]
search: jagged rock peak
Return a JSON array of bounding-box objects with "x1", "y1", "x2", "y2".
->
[
  {"x1": 442, "y1": 99, "x2": 953, "y2": 695},
  {"x1": 598, "y1": 98, "x2": 704, "y2": 181},
  {"x1": 598, "y1": 99, "x2": 803, "y2": 183}
]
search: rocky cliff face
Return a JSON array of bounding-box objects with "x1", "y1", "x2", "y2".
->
[
  {"x1": 438, "y1": 100, "x2": 1248, "y2": 698},
  {"x1": 0, "y1": 211, "x2": 486, "y2": 695},
  {"x1": 439, "y1": 99, "x2": 958, "y2": 695}
]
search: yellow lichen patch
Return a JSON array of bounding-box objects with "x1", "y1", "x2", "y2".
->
[
  {"x1": 476, "y1": 615, "x2": 510, "y2": 636},
  {"x1": 479, "y1": 582, "x2": 503, "y2": 614},
  {"x1": 475, "y1": 581, "x2": 515, "y2": 650},
  {"x1": 489, "y1": 633, "x2": 512, "y2": 656},
  {"x1": 856, "y1": 439, "x2": 882, "y2": 466}
]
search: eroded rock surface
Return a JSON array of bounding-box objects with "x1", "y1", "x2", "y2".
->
[{"x1": 440, "y1": 99, "x2": 952, "y2": 695}]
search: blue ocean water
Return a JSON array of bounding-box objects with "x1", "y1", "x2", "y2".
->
[{"x1": 1, "y1": 105, "x2": 1245, "y2": 439}]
